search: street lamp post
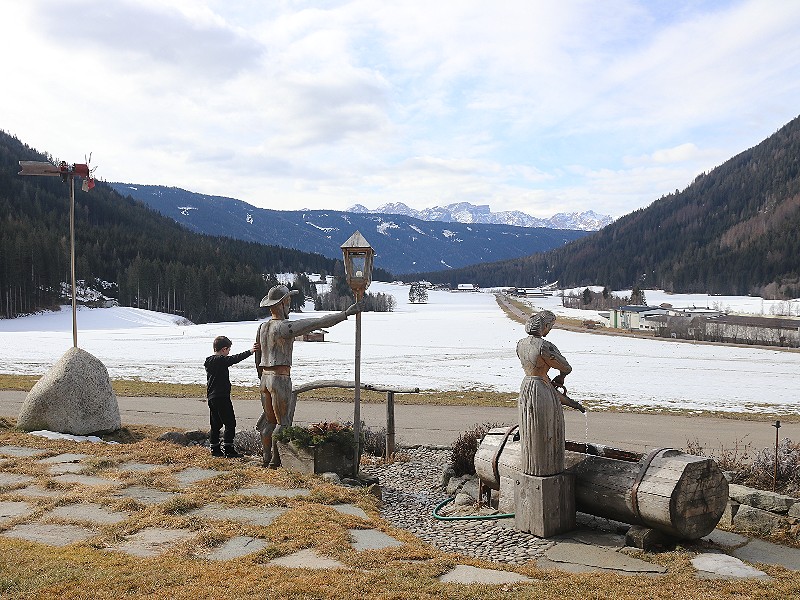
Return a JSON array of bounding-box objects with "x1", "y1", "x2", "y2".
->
[
  {"x1": 340, "y1": 231, "x2": 374, "y2": 476},
  {"x1": 18, "y1": 160, "x2": 94, "y2": 348}
]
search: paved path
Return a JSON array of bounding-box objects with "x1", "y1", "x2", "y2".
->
[{"x1": 1, "y1": 390, "x2": 796, "y2": 453}]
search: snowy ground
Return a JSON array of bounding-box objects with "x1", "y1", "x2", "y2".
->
[{"x1": 1, "y1": 283, "x2": 799, "y2": 415}]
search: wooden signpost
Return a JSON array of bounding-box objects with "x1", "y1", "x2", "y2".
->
[{"x1": 18, "y1": 160, "x2": 95, "y2": 348}]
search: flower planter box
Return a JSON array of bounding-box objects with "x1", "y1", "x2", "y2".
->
[{"x1": 277, "y1": 440, "x2": 358, "y2": 476}]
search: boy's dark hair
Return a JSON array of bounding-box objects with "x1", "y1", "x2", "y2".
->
[{"x1": 213, "y1": 336, "x2": 232, "y2": 352}]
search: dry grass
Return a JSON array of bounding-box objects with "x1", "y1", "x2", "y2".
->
[{"x1": 2, "y1": 427, "x2": 800, "y2": 598}]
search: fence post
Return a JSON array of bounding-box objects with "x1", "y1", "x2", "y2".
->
[{"x1": 385, "y1": 390, "x2": 395, "y2": 460}]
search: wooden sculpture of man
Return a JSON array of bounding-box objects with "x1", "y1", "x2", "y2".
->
[{"x1": 255, "y1": 284, "x2": 361, "y2": 467}]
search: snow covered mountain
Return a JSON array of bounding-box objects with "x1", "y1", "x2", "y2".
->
[
  {"x1": 348, "y1": 202, "x2": 613, "y2": 231},
  {"x1": 108, "y1": 184, "x2": 589, "y2": 274}
]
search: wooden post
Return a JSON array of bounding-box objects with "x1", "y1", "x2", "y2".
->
[
  {"x1": 385, "y1": 390, "x2": 395, "y2": 460},
  {"x1": 18, "y1": 160, "x2": 90, "y2": 349},
  {"x1": 69, "y1": 176, "x2": 77, "y2": 348},
  {"x1": 514, "y1": 472, "x2": 575, "y2": 537},
  {"x1": 353, "y1": 289, "x2": 363, "y2": 476}
]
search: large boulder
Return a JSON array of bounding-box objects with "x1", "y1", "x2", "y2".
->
[{"x1": 17, "y1": 347, "x2": 120, "y2": 434}]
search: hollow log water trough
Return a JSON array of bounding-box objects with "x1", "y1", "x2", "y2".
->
[{"x1": 475, "y1": 427, "x2": 729, "y2": 540}]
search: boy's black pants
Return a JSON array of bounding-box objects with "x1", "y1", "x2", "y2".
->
[{"x1": 208, "y1": 396, "x2": 236, "y2": 445}]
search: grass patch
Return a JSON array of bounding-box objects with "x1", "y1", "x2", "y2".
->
[{"x1": 1, "y1": 428, "x2": 800, "y2": 598}]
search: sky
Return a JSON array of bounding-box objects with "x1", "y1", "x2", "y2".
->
[
  {"x1": 2, "y1": 282, "x2": 799, "y2": 416},
  {"x1": 2, "y1": 1, "x2": 800, "y2": 218}
]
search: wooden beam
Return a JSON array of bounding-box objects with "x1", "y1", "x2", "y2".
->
[
  {"x1": 292, "y1": 379, "x2": 419, "y2": 394},
  {"x1": 18, "y1": 161, "x2": 62, "y2": 176}
]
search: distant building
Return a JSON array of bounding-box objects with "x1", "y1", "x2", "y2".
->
[
  {"x1": 700, "y1": 315, "x2": 800, "y2": 347},
  {"x1": 455, "y1": 283, "x2": 479, "y2": 292},
  {"x1": 302, "y1": 329, "x2": 328, "y2": 342},
  {"x1": 609, "y1": 305, "x2": 669, "y2": 330}
]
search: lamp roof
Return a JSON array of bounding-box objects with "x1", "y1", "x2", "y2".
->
[{"x1": 340, "y1": 230, "x2": 372, "y2": 251}]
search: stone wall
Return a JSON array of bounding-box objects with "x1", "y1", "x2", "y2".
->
[{"x1": 718, "y1": 483, "x2": 800, "y2": 538}]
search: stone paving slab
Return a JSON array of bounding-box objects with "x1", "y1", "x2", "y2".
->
[
  {"x1": 47, "y1": 503, "x2": 130, "y2": 525},
  {"x1": 331, "y1": 504, "x2": 369, "y2": 519},
  {"x1": 0, "y1": 446, "x2": 47, "y2": 458},
  {"x1": 225, "y1": 483, "x2": 311, "y2": 498},
  {"x1": 2, "y1": 522, "x2": 96, "y2": 546},
  {"x1": 115, "y1": 462, "x2": 162, "y2": 473},
  {"x1": 111, "y1": 485, "x2": 179, "y2": 505},
  {"x1": 173, "y1": 467, "x2": 225, "y2": 487},
  {"x1": 703, "y1": 528, "x2": 750, "y2": 548},
  {"x1": 267, "y1": 548, "x2": 348, "y2": 569},
  {"x1": 189, "y1": 504, "x2": 287, "y2": 527},
  {"x1": 544, "y1": 541, "x2": 667, "y2": 574},
  {"x1": 438, "y1": 564, "x2": 534, "y2": 584},
  {"x1": 692, "y1": 552, "x2": 770, "y2": 579},
  {"x1": 0, "y1": 473, "x2": 35, "y2": 487},
  {"x1": 47, "y1": 463, "x2": 86, "y2": 475},
  {"x1": 36, "y1": 453, "x2": 89, "y2": 464},
  {"x1": 111, "y1": 527, "x2": 195, "y2": 558},
  {"x1": 53, "y1": 474, "x2": 123, "y2": 488},
  {"x1": 566, "y1": 529, "x2": 626, "y2": 549},
  {"x1": 13, "y1": 485, "x2": 66, "y2": 499},
  {"x1": 733, "y1": 538, "x2": 800, "y2": 571},
  {"x1": 202, "y1": 536, "x2": 270, "y2": 561},
  {"x1": 535, "y1": 557, "x2": 610, "y2": 574},
  {"x1": 0, "y1": 500, "x2": 33, "y2": 524},
  {"x1": 349, "y1": 528, "x2": 404, "y2": 551}
]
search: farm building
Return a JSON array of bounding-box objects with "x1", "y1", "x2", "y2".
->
[{"x1": 609, "y1": 305, "x2": 669, "y2": 330}]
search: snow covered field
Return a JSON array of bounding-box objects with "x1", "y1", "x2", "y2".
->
[{"x1": 1, "y1": 283, "x2": 799, "y2": 415}]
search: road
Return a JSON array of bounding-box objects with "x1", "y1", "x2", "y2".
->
[{"x1": 0, "y1": 390, "x2": 793, "y2": 454}]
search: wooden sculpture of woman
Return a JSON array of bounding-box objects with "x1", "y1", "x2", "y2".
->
[{"x1": 516, "y1": 310, "x2": 575, "y2": 476}]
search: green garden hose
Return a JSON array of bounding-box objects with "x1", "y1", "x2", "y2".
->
[{"x1": 432, "y1": 496, "x2": 515, "y2": 521}]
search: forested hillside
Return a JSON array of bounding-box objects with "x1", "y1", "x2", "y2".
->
[
  {"x1": 413, "y1": 115, "x2": 800, "y2": 298},
  {"x1": 0, "y1": 131, "x2": 383, "y2": 322}
]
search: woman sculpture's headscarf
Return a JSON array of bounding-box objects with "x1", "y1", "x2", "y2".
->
[{"x1": 525, "y1": 310, "x2": 556, "y2": 337}]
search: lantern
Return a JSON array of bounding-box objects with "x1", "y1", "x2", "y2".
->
[{"x1": 340, "y1": 231, "x2": 374, "y2": 300}]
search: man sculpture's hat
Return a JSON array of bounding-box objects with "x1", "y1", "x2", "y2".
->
[{"x1": 260, "y1": 284, "x2": 299, "y2": 307}]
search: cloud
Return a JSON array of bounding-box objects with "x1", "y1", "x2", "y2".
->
[
  {"x1": 623, "y1": 143, "x2": 717, "y2": 167},
  {"x1": 2, "y1": 0, "x2": 800, "y2": 220},
  {"x1": 32, "y1": 0, "x2": 263, "y2": 81}
]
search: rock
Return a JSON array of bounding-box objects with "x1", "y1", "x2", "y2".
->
[
  {"x1": 446, "y1": 475, "x2": 468, "y2": 496},
  {"x1": 157, "y1": 431, "x2": 189, "y2": 446},
  {"x1": 460, "y1": 478, "x2": 479, "y2": 500},
  {"x1": 184, "y1": 430, "x2": 207, "y2": 442},
  {"x1": 728, "y1": 484, "x2": 796, "y2": 514},
  {"x1": 17, "y1": 348, "x2": 120, "y2": 435},
  {"x1": 717, "y1": 500, "x2": 740, "y2": 528},
  {"x1": 440, "y1": 465, "x2": 456, "y2": 489},
  {"x1": 788, "y1": 503, "x2": 800, "y2": 519},
  {"x1": 454, "y1": 493, "x2": 474, "y2": 506},
  {"x1": 357, "y1": 473, "x2": 379, "y2": 486},
  {"x1": 367, "y1": 484, "x2": 382, "y2": 500},
  {"x1": 732, "y1": 505, "x2": 782, "y2": 535},
  {"x1": 321, "y1": 472, "x2": 342, "y2": 485}
]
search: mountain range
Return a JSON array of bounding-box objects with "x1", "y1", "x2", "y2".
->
[
  {"x1": 413, "y1": 115, "x2": 800, "y2": 299},
  {"x1": 347, "y1": 202, "x2": 613, "y2": 231},
  {"x1": 106, "y1": 184, "x2": 589, "y2": 274}
]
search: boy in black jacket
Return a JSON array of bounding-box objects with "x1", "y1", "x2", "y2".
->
[{"x1": 205, "y1": 335, "x2": 259, "y2": 458}]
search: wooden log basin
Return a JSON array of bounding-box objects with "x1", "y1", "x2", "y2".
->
[{"x1": 475, "y1": 427, "x2": 729, "y2": 539}]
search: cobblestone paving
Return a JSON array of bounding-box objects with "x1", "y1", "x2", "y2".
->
[{"x1": 364, "y1": 447, "x2": 554, "y2": 564}]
